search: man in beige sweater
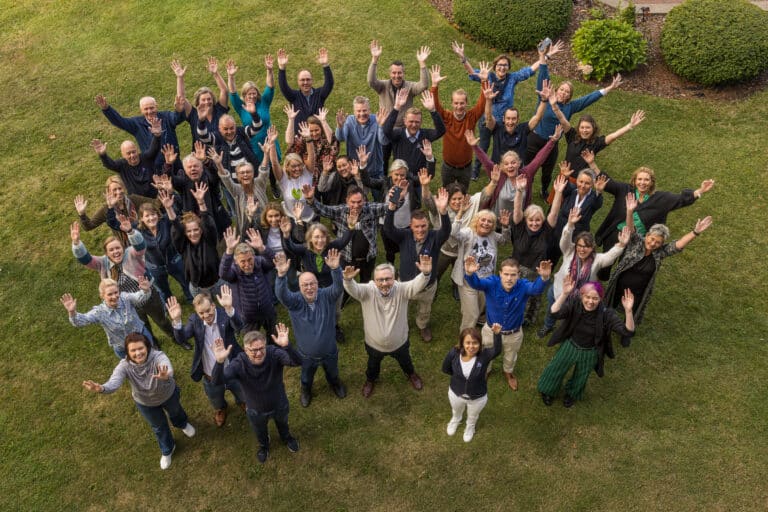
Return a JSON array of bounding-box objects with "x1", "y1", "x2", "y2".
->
[{"x1": 343, "y1": 254, "x2": 432, "y2": 398}]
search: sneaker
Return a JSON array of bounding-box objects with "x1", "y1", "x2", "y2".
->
[
  {"x1": 285, "y1": 436, "x2": 300, "y2": 453},
  {"x1": 463, "y1": 426, "x2": 475, "y2": 443},
  {"x1": 160, "y1": 445, "x2": 175, "y2": 470},
  {"x1": 537, "y1": 325, "x2": 553, "y2": 339},
  {"x1": 446, "y1": 418, "x2": 461, "y2": 436},
  {"x1": 181, "y1": 423, "x2": 196, "y2": 438},
  {"x1": 563, "y1": 395, "x2": 575, "y2": 408},
  {"x1": 257, "y1": 447, "x2": 269, "y2": 464},
  {"x1": 271, "y1": 187, "x2": 281, "y2": 200}
]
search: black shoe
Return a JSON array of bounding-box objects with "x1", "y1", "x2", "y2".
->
[
  {"x1": 177, "y1": 340, "x2": 193, "y2": 351},
  {"x1": 452, "y1": 283, "x2": 460, "y2": 302},
  {"x1": 332, "y1": 381, "x2": 347, "y2": 399},
  {"x1": 271, "y1": 187, "x2": 281, "y2": 199},
  {"x1": 285, "y1": 436, "x2": 300, "y2": 453},
  {"x1": 471, "y1": 169, "x2": 479, "y2": 181},
  {"x1": 541, "y1": 190, "x2": 549, "y2": 201},
  {"x1": 300, "y1": 386, "x2": 312, "y2": 408},
  {"x1": 335, "y1": 325, "x2": 346, "y2": 344},
  {"x1": 537, "y1": 325, "x2": 553, "y2": 339},
  {"x1": 620, "y1": 335, "x2": 632, "y2": 348},
  {"x1": 522, "y1": 318, "x2": 532, "y2": 328},
  {"x1": 541, "y1": 393, "x2": 553, "y2": 406},
  {"x1": 563, "y1": 395, "x2": 575, "y2": 408},
  {"x1": 257, "y1": 447, "x2": 269, "y2": 463}
]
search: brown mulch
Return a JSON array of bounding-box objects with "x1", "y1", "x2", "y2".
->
[{"x1": 429, "y1": 0, "x2": 768, "y2": 101}]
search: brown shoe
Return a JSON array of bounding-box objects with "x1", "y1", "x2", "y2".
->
[
  {"x1": 408, "y1": 373, "x2": 424, "y2": 391},
  {"x1": 214, "y1": 408, "x2": 227, "y2": 427},
  {"x1": 504, "y1": 372, "x2": 518, "y2": 391},
  {"x1": 420, "y1": 327, "x2": 433, "y2": 342},
  {"x1": 362, "y1": 380, "x2": 375, "y2": 398}
]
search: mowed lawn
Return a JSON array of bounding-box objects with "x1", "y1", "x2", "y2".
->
[{"x1": 1, "y1": 1, "x2": 767, "y2": 510}]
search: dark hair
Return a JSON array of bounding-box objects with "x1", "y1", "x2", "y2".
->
[
  {"x1": 499, "y1": 258, "x2": 520, "y2": 271},
  {"x1": 503, "y1": 107, "x2": 520, "y2": 118},
  {"x1": 410, "y1": 210, "x2": 427, "y2": 222},
  {"x1": 391, "y1": 60, "x2": 404, "y2": 68},
  {"x1": 124, "y1": 332, "x2": 151, "y2": 362},
  {"x1": 243, "y1": 330, "x2": 267, "y2": 346},
  {"x1": 346, "y1": 185, "x2": 365, "y2": 200},
  {"x1": 574, "y1": 232, "x2": 595, "y2": 248},
  {"x1": 446, "y1": 182, "x2": 467, "y2": 197},
  {"x1": 576, "y1": 114, "x2": 600, "y2": 143},
  {"x1": 457, "y1": 327, "x2": 482, "y2": 356}
]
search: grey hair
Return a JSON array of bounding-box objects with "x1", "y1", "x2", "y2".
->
[
  {"x1": 389, "y1": 159, "x2": 409, "y2": 174},
  {"x1": 374, "y1": 262, "x2": 396, "y2": 276},
  {"x1": 577, "y1": 168, "x2": 596, "y2": 183},
  {"x1": 234, "y1": 243, "x2": 254, "y2": 256},
  {"x1": 647, "y1": 224, "x2": 670, "y2": 242},
  {"x1": 353, "y1": 96, "x2": 370, "y2": 108}
]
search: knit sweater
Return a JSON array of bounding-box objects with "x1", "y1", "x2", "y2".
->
[
  {"x1": 219, "y1": 251, "x2": 276, "y2": 322},
  {"x1": 431, "y1": 84, "x2": 486, "y2": 167},
  {"x1": 101, "y1": 350, "x2": 176, "y2": 407}
]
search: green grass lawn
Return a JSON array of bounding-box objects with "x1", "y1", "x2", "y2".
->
[{"x1": 1, "y1": 1, "x2": 767, "y2": 510}]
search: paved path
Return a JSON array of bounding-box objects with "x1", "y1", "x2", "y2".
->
[{"x1": 600, "y1": 0, "x2": 768, "y2": 14}]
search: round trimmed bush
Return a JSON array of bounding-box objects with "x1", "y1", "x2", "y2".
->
[
  {"x1": 454, "y1": 0, "x2": 572, "y2": 52},
  {"x1": 572, "y1": 19, "x2": 647, "y2": 81},
  {"x1": 661, "y1": 0, "x2": 768, "y2": 86}
]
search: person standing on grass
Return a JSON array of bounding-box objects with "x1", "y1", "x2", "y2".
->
[
  {"x1": 538, "y1": 279, "x2": 635, "y2": 408},
  {"x1": 277, "y1": 47, "x2": 334, "y2": 131},
  {"x1": 335, "y1": 96, "x2": 386, "y2": 192},
  {"x1": 171, "y1": 57, "x2": 230, "y2": 146},
  {"x1": 167, "y1": 285, "x2": 247, "y2": 429},
  {"x1": 343, "y1": 255, "x2": 433, "y2": 398},
  {"x1": 464, "y1": 256, "x2": 552, "y2": 392},
  {"x1": 94, "y1": 94, "x2": 185, "y2": 168},
  {"x1": 274, "y1": 249, "x2": 347, "y2": 408},
  {"x1": 442, "y1": 323, "x2": 502, "y2": 443},
  {"x1": 82, "y1": 332, "x2": 196, "y2": 470},
  {"x1": 212, "y1": 325, "x2": 301, "y2": 464}
]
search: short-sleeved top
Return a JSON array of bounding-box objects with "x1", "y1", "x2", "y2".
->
[
  {"x1": 511, "y1": 220, "x2": 553, "y2": 268},
  {"x1": 280, "y1": 169, "x2": 315, "y2": 222},
  {"x1": 564, "y1": 128, "x2": 607, "y2": 172}
]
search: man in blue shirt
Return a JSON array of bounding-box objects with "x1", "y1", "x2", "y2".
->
[{"x1": 464, "y1": 256, "x2": 552, "y2": 391}]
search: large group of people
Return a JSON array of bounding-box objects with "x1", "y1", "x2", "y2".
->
[{"x1": 64, "y1": 38, "x2": 714, "y2": 469}]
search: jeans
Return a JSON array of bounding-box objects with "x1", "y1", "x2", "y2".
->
[
  {"x1": 364, "y1": 339, "x2": 415, "y2": 381},
  {"x1": 298, "y1": 348, "x2": 340, "y2": 389},
  {"x1": 203, "y1": 376, "x2": 246, "y2": 410},
  {"x1": 246, "y1": 399, "x2": 291, "y2": 448},
  {"x1": 146, "y1": 254, "x2": 193, "y2": 303},
  {"x1": 543, "y1": 285, "x2": 557, "y2": 330},
  {"x1": 134, "y1": 386, "x2": 188, "y2": 456},
  {"x1": 135, "y1": 287, "x2": 175, "y2": 338}
]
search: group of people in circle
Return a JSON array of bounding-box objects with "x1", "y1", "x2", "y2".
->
[{"x1": 61, "y1": 37, "x2": 714, "y2": 468}]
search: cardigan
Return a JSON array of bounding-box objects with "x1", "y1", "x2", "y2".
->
[{"x1": 442, "y1": 331, "x2": 502, "y2": 399}]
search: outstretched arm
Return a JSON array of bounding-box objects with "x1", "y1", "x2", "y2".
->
[
  {"x1": 605, "y1": 110, "x2": 645, "y2": 145},
  {"x1": 674, "y1": 216, "x2": 712, "y2": 250}
]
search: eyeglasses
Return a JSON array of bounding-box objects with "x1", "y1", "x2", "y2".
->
[
  {"x1": 374, "y1": 277, "x2": 393, "y2": 283},
  {"x1": 245, "y1": 347, "x2": 266, "y2": 354}
]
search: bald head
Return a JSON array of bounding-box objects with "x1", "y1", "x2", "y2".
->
[
  {"x1": 120, "y1": 140, "x2": 140, "y2": 165},
  {"x1": 219, "y1": 115, "x2": 236, "y2": 142}
]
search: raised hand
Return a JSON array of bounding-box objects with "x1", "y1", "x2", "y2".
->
[
  {"x1": 153, "y1": 174, "x2": 174, "y2": 195},
  {"x1": 191, "y1": 181, "x2": 209, "y2": 203},
  {"x1": 207, "y1": 146, "x2": 223, "y2": 166},
  {"x1": 317, "y1": 47, "x2": 329, "y2": 66},
  {"x1": 376, "y1": 107, "x2": 390, "y2": 126},
  {"x1": 116, "y1": 213, "x2": 133, "y2": 233},
  {"x1": 335, "y1": 108, "x2": 346, "y2": 128},
  {"x1": 551, "y1": 124, "x2": 563, "y2": 141},
  {"x1": 415, "y1": 254, "x2": 433, "y2": 275},
  {"x1": 630, "y1": 110, "x2": 646, "y2": 128},
  {"x1": 419, "y1": 139, "x2": 433, "y2": 160},
  {"x1": 694, "y1": 215, "x2": 713, "y2": 234},
  {"x1": 216, "y1": 284, "x2": 233, "y2": 310},
  {"x1": 244, "y1": 101, "x2": 256, "y2": 114},
  {"x1": 567, "y1": 206, "x2": 582, "y2": 226},
  {"x1": 342, "y1": 265, "x2": 360, "y2": 280},
  {"x1": 607, "y1": 73, "x2": 623, "y2": 92},
  {"x1": 206, "y1": 56, "x2": 219, "y2": 74},
  {"x1": 276, "y1": 48, "x2": 288, "y2": 69},
  {"x1": 581, "y1": 149, "x2": 595, "y2": 167},
  {"x1": 279, "y1": 215, "x2": 292, "y2": 237},
  {"x1": 547, "y1": 40, "x2": 564, "y2": 59},
  {"x1": 74, "y1": 195, "x2": 88, "y2": 215},
  {"x1": 60, "y1": 293, "x2": 77, "y2": 315},
  {"x1": 106, "y1": 188, "x2": 121, "y2": 208},
  {"x1": 347, "y1": 208, "x2": 360, "y2": 228},
  {"x1": 514, "y1": 174, "x2": 527, "y2": 190},
  {"x1": 266, "y1": 124, "x2": 278, "y2": 144},
  {"x1": 301, "y1": 183, "x2": 315, "y2": 201},
  {"x1": 559, "y1": 160, "x2": 573, "y2": 177},
  {"x1": 324, "y1": 248, "x2": 341, "y2": 269},
  {"x1": 621, "y1": 288, "x2": 635, "y2": 312},
  {"x1": 416, "y1": 45, "x2": 431, "y2": 64},
  {"x1": 464, "y1": 129, "x2": 479, "y2": 147},
  {"x1": 490, "y1": 164, "x2": 501, "y2": 183},
  {"x1": 161, "y1": 144, "x2": 177, "y2": 165},
  {"x1": 193, "y1": 140, "x2": 207, "y2": 160},
  {"x1": 537, "y1": 79, "x2": 553, "y2": 102},
  {"x1": 699, "y1": 179, "x2": 715, "y2": 195},
  {"x1": 553, "y1": 174, "x2": 568, "y2": 193},
  {"x1": 321, "y1": 154, "x2": 334, "y2": 174},
  {"x1": 90, "y1": 139, "x2": 107, "y2": 155},
  {"x1": 356, "y1": 145, "x2": 369, "y2": 169},
  {"x1": 561, "y1": 274, "x2": 575, "y2": 296},
  {"x1": 264, "y1": 54, "x2": 274, "y2": 70},
  {"x1": 223, "y1": 226, "x2": 239, "y2": 253},
  {"x1": 618, "y1": 225, "x2": 631, "y2": 247},
  {"x1": 291, "y1": 201, "x2": 304, "y2": 222},
  {"x1": 464, "y1": 255, "x2": 479, "y2": 275},
  {"x1": 151, "y1": 364, "x2": 171, "y2": 381},
  {"x1": 170, "y1": 59, "x2": 186, "y2": 77},
  {"x1": 94, "y1": 94, "x2": 108, "y2": 110},
  {"x1": 284, "y1": 104, "x2": 299, "y2": 121},
  {"x1": 272, "y1": 323, "x2": 290, "y2": 347},
  {"x1": 430, "y1": 64, "x2": 446, "y2": 86},
  {"x1": 482, "y1": 81, "x2": 499, "y2": 100},
  {"x1": 537, "y1": 260, "x2": 553, "y2": 280},
  {"x1": 420, "y1": 89, "x2": 435, "y2": 111},
  {"x1": 349, "y1": 160, "x2": 360, "y2": 178},
  {"x1": 137, "y1": 275, "x2": 152, "y2": 293},
  {"x1": 273, "y1": 252, "x2": 291, "y2": 276},
  {"x1": 82, "y1": 380, "x2": 103, "y2": 393},
  {"x1": 595, "y1": 174, "x2": 608, "y2": 194},
  {"x1": 157, "y1": 189, "x2": 175, "y2": 210},
  {"x1": 70, "y1": 220, "x2": 81, "y2": 244},
  {"x1": 451, "y1": 41, "x2": 465, "y2": 59},
  {"x1": 213, "y1": 338, "x2": 233, "y2": 364},
  {"x1": 149, "y1": 117, "x2": 163, "y2": 136},
  {"x1": 298, "y1": 121, "x2": 311, "y2": 139},
  {"x1": 477, "y1": 61, "x2": 491, "y2": 82},
  {"x1": 435, "y1": 187, "x2": 449, "y2": 214},
  {"x1": 625, "y1": 191, "x2": 638, "y2": 212},
  {"x1": 394, "y1": 87, "x2": 410, "y2": 110},
  {"x1": 317, "y1": 107, "x2": 328, "y2": 123},
  {"x1": 166, "y1": 296, "x2": 182, "y2": 322},
  {"x1": 174, "y1": 94, "x2": 186, "y2": 113},
  {"x1": 417, "y1": 167, "x2": 431, "y2": 187},
  {"x1": 226, "y1": 58, "x2": 238, "y2": 76},
  {"x1": 499, "y1": 208, "x2": 511, "y2": 227},
  {"x1": 370, "y1": 40, "x2": 382, "y2": 59}
]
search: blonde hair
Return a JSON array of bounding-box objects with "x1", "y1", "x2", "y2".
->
[{"x1": 469, "y1": 209, "x2": 497, "y2": 233}]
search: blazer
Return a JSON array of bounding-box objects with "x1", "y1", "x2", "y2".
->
[{"x1": 174, "y1": 306, "x2": 244, "y2": 382}]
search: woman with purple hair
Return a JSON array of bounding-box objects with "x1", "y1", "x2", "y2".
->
[{"x1": 537, "y1": 277, "x2": 635, "y2": 408}]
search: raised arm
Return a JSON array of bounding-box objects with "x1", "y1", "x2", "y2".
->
[
  {"x1": 170, "y1": 59, "x2": 192, "y2": 116},
  {"x1": 451, "y1": 41, "x2": 475, "y2": 76},
  {"x1": 674, "y1": 216, "x2": 712, "y2": 251},
  {"x1": 264, "y1": 54, "x2": 275, "y2": 88},
  {"x1": 605, "y1": 110, "x2": 645, "y2": 145},
  {"x1": 548, "y1": 175, "x2": 567, "y2": 227},
  {"x1": 207, "y1": 57, "x2": 229, "y2": 108}
]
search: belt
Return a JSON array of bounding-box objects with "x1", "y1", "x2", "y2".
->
[{"x1": 488, "y1": 324, "x2": 521, "y2": 335}]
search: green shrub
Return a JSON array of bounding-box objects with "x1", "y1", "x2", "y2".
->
[
  {"x1": 661, "y1": 0, "x2": 768, "y2": 86},
  {"x1": 617, "y1": 1, "x2": 636, "y2": 27},
  {"x1": 454, "y1": 0, "x2": 572, "y2": 51},
  {"x1": 588, "y1": 7, "x2": 606, "y2": 20},
  {"x1": 572, "y1": 19, "x2": 647, "y2": 80}
]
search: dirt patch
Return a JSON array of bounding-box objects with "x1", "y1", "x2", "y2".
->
[{"x1": 430, "y1": 0, "x2": 768, "y2": 101}]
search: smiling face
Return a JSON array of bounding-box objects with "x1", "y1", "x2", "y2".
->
[
  {"x1": 265, "y1": 208, "x2": 282, "y2": 228},
  {"x1": 107, "y1": 181, "x2": 125, "y2": 203},
  {"x1": 499, "y1": 264, "x2": 519, "y2": 292},
  {"x1": 120, "y1": 141, "x2": 140, "y2": 166},
  {"x1": 139, "y1": 97, "x2": 158, "y2": 121},
  {"x1": 245, "y1": 339, "x2": 267, "y2": 365},
  {"x1": 502, "y1": 153, "x2": 520, "y2": 176},
  {"x1": 574, "y1": 237, "x2": 594, "y2": 262},
  {"x1": 235, "y1": 252, "x2": 255, "y2": 274},
  {"x1": 197, "y1": 91, "x2": 214, "y2": 110},
  {"x1": 581, "y1": 288, "x2": 601, "y2": 311},
  {"x1": 404, "y1": 112, "x2": 421, "y2": 136},
  {"x1": 308, "y1": 122, "x2": 322, "y2": 141},
  {"x1": 183, "y1": 157, "x2": 203, "y2": 181},
  {"x1": 634, "y1": 171, "x2": 653, "y2": 194},
  {"x1": 451, "y1": 92, "x2": 467, "y2": 117},
  {"x1": 503, "y1": 109, "x2": 519, "y2": 133},
  {"x1": 346, "y1": 192, "x2": 364, "y2": 216},
  {"x1": 309, "y1": 228, "x2": 328, "y2": 253},
  {"x1": 286, "y1": 158, "x2": 304, "y2": 179},
  {"x1": 410, "y1": 216, "x2": 429, "y2": 243},
  {"x1": 449, "y1": 191, "x2": 464, "y2": 212},
  {"x1": 476, "y1": 214, "x2": 495, "y2": 236},
  {"x1": 141, "y1": 209, "x2": 159, "y2": 231},
  {"x1": 494, "y1": 58, "x2": 510, "y2": 79},
  {"x1": 100, "y1": 284, "x2": 121, "y2": 309},
  {"x1": 336, "y1": 157, "x2": 351, "y2": 178},
  {"x1": 236, "y1": 164, "x2": 254, "y2": 185},
  {"x1": 526, "y1": 212, "x2": 544, "y2": 232},
  {"x1": 576, "y1": 173, "x2": 594, "y2": 197},
  {"x1": 461, "y1": 333, "x2": 481, "y2": 357},
  {"x1": 389, "y1": 64, "x2": 404, "y2": 87},
  {"x1": 127, "y1": 340, "x2": 148, "y2": 364},
  {"x1": 105, "y1": 240, "x2": 124, "y2": 264},
  {"x1": 244, "y1": 86, "x2": 260, "y2": 103},
  {"x1": 578, "y1": 120, "x2": 595, "y2": 140},
  {"x1": 298, "y1": 272, "x2": 319, "y2": 302},
  {"x1": 556, "y1": 83, "x2": 573, "y2": 104},
  {"x1": 354, "y1": 102, "x2": 370, "y2": 125},
  {"x1": 390, "y1": 166, "x2": 407, "y2": 185},
  {"x1": 194, "y1": 298, "x2": 216, "y2": 325},
  {"x1": 297, "y1": 70, "x2": 313, "y2": 94},
  {"x1": 644, "y1": 233, "x2": 665, "y2": 254},
  {"x1": 185, "y1": 219, "x2": 202, "y2": 244},
  {"x1": 219, "y1": 117, "x2": 236, "y2": 142},
  {"x1": 373, "y1": 268, "x2": 395, "y2": 296}
]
